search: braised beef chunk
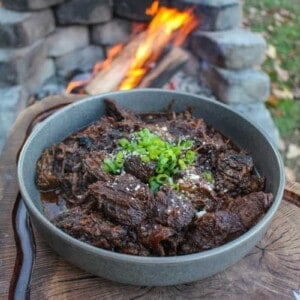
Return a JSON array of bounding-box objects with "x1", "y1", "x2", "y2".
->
[
  {"x1": 36, "y1": 146, "x2": 60, "y2": 191},
  {"x1": 104, "y1": 98, "x2": 138, "y2": 121},
  {"x1": 180, "y1": 191, "x2": 273, "y2": 254},
  {"x1": 177, "y1": 169, "x2": 224, "y2": 212},
  {"x1": 53, "y1": 207, "x2": 128, "y2": 251},
  {"x1": 118, "y1": 238, "x2": 151, "y2": 256},
  {"x1": 214, "y1": 151, "x2": 264, "y2": 196},
  {"x1": 37, "y1": 99, "x2": 274, "y2": 256},
  {"x1": 76, "y1": 118, "x2": 111, "y2": 148},
  {"x1": 89, "y1": 174, "x2": 153, "y2": 226},
  {"x1": 136, "y1": 223, "x2": 180, "y2": 256},
  {"x1": 180, "y1": 211, "x2": 245, "y2": 254},
  {"x1": 138, "y1": 111, "x2": 175, "y2": 123},
  {"x1": 227, "y1": 191, "x2": 273, "y2": 229},
  {"x1": 153, "y1": 186, "x2": 196, "y2": 230},
  {"x1": 216, "y1": 152, "x2": 253, "y2": 185},
  {"x1": 168, "y1": 112, "x2": 208, "y2": 142},
  {"x1": 124, "y1": 155, "x2": 156, "y2": 183},
  {"x1": 36, "y1": 142, "x2": 93, "y2": 201},
  {"x1": 82, "y1": 151, "x2": 112, "y2": 181}
]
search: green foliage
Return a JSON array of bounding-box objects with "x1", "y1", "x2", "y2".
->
[
  {"x1": 269, "y1": 100, "x2": 300, "y2": 136},
  {"x1": 244, "y1": 0, "x2": 300, "y2": 139},
  {"x1": 244, "y1": 0, "x2": 300, "y2": 92}
]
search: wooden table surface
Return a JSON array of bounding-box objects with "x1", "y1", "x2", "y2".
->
[{"x1": 0, "y1": 95, "x2": 299, "y2": 300}]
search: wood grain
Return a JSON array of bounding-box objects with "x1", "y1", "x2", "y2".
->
[
  {"x1": 138, "y1": 46, "x2": 189, "y2": 88},
  {"x1": 0, "y1": 95, "x2": 84, "y2": 300},
  {"x1": 85, "y1": 32, "x2": 147, "y2": 95},
  {"x1": 28, "y1": 200, "x2": 300, "y2": 300},
  {"x1": 284, "y1": 181, "x2": 300, "y2": 207},
  {"x1": 0, "y1": 95, "x2": 299, "y2": 300}
]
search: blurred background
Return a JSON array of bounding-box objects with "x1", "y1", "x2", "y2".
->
[
  {"x1": 0, "y1": 0, "x2": 299, "y2": 182},
  {"x1": 243, "y1": 0, "x2": 300, "y2": 181}
]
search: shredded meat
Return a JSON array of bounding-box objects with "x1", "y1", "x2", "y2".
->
[
  {"x1": 136, "y1": 223, "x2": 180, "y2": 256},
  {"x1": 52, "y1": 206, "x2": 128, "y2": 251},
  {"x1": 36, "y1": 99, "x2": 274, "y2": 256}
]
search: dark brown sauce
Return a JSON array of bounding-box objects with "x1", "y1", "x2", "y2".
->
[{"x1": 41, "y1": 192, "x2": 67, "y2": 220}]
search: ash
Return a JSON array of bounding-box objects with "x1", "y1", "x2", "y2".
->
[{"x1": 163, "y1": 71, "x2": 216, "y2": 100}]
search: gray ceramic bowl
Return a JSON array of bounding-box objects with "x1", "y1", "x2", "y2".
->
[{"x1": 18, "y1": 89, "x2": 285, "y2": 286}]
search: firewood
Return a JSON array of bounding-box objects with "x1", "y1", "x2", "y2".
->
[
  {"x1": 85, "y1": 32, "x2": 147, "y2": 95},
  {"x1": 85, "y1": 30, "x2": 189, "y2": 95},
  {"x1": 138, "y1": 46, "x2": 189, "y2": 88}
]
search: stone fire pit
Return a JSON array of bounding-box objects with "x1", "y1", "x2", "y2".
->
[{"x1": 0, "y1": 0, "x2": 279, "y2": 152}]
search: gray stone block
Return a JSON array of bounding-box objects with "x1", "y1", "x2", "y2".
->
[
  {"x1": 91, "y1": 19, "x2": 131, "y2": 46},
  {"x1": 169, "y1": 0, "x2": 241, "y2": 31},
  {"x1": 0, "y1": 40, "x2": 47, "y2": 87},
  {"x1": 191, "y1": 29, "x2": 267, "y2": 69},
  {"x1": 55, "y1": 0, "x2": 113, "y2": 25},
  {"x1": 200, "y1": 62, "x2": 270, "y2": 104},
  {"x1": 31, "y1": 77, "x2": 66, "y2": 101},
  {"x1": 230, "y1": 102, "x2": 280, "y2": 146},
  {"x1": 0, "y1": 86, "x2": 28, "y2": 112},
  {"x1": 2, "y1": 0, "x2": 65, "y2": 11},
  {"x1": 55, "y1": 45, "x2": 105, "y2": 77},
  {"x1": 38, "y1": 59, "x2": 56, "y2": 83},
  {"x1": 26, "y1": 58, "x2": 56, "y2": 94},
  {"x1": 47, "y1": 26, "x2": 89, "y2": 57},
  {"x1": 0, "y1": 86, "x2": 28, "y2": 152},
  {"x1": 113, "y1": 0, "x2": 168, "y2": 22},
  {"x1": 0, "y1": 8, "x2": 55, "y2": 48}
]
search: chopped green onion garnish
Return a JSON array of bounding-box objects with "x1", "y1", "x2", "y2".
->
[
  {"x1": 202, "y1": 171, "x2": 214, "y2": 183},
  {"x1": 102, "y1": 128, "x2": 197, "y2": 192}
]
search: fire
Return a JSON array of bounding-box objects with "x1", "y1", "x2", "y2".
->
[
  {"x1": 119, "y1": 2, "x2": 199, "y2": 90},
  {"x1": 66, "y1": 1, "x2": 198, "y2": 94},
  {"x1": 65, "y1": 79, "x2": 88, "y2": 94},
  {"x1": 65, "y1": 43, "x2": 124, "y2": 94},
  {"x1": 146, "y1": 0, "x2": 159, "y2": 16},
  {"x1": 93, "y1": 43, "x2": 124, "y2": 74}
]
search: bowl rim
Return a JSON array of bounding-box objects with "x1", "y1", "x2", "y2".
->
[{"x1": 18, "y1": 88, "x2": 285, "y2": 264}]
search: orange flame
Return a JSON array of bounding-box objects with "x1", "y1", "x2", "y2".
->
[
  {"x1": 146, "y1": 0, "x2": 159, "y2": 16},
  {"x1": 66, "y1": 43, "x2": 124, "y2": 94},
  {"x1": 66, "y1": 2, "x2": 198, "y2": 94},
  {"x1": 91, "y1": 43, "x2": 124, "y2": 77},
  {"x1": 131, "y1": 21, "x2": 148, "y2": 36},
  {"x1": 118, "y1": 4, "x2": 198, "y2": 90},
  {"x1": 65, "y1": 79, "x2": 89, "y2": 94}
]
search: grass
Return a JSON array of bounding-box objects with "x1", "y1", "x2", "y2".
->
[
  {"x1": 243, "y1": 0, "x2": 300, "y2": 137},
  {"x1": 271, "y1": 100, "x2": 300, "y2": 136}
]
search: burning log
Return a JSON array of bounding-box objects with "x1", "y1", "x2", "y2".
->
[
  {"x1": 83, "y1": 3, "x2": 198, "y2": 96},
  {"x1": 139, "y1": 46, "x2": 190, "y2": 88},
  {"x1": 85, "y1": 32, "x2": 147, "y2": 95},
  {"x1": 85, "y1": 43, "x2": 190, "y2": 95}
]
